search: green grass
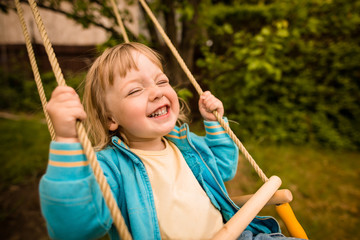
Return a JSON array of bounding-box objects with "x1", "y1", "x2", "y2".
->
[
  {"x1": 225, "y1": 142, "x2": 360, "y2": 239},
  {"x1": 0, "y1": 117, "x2": 50, "y2": 190},
  {"x1": 1, "y1": 117, "x2": 359, "y2": 239}
]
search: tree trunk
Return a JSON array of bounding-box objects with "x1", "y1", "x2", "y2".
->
[{"x1": 162, "y1": 0, "x2": 184, "y2": 87}]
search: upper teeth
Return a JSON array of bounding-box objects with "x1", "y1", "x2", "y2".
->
[{"x1": 149, "y1": 107, "x2": 167, "y2": 118}]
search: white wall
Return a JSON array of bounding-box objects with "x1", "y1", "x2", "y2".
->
[{"x1": 0, "y1": 2, "x2": 139, "y2": 45}]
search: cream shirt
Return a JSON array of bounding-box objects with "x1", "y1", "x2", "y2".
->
[{"x1": 131, "y1": 139, "x2": 224, "y2": 240}]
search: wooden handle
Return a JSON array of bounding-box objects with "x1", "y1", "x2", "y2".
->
[
  {"x1": 212, "y1": 176, "x2": 282, "y2": 240},
  {"x1": 231, "y1": 189, "x2": 293, "y2": 207}
]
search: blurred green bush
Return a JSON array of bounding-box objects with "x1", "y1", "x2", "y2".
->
[
  {"x1": 197, "y1": 0, "x2": 360, "y2": 150},
  {"x1": 0, "y1": 66, "x2": 85, "y2": 113},
  {"x1": 1, "y1": 0, "x2": 359, "y2": 150}
]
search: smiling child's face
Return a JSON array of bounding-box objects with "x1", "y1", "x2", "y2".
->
[{"x1": 105, "y1": 51, "x2": 179, "y2": 150}]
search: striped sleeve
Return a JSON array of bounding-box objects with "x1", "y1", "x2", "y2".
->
[
  {"x1": 45, "y1": 141, "x2": 92, "y2": 181},
  {"x1": 204, "y1": 118, "x2": 229, "y2": 139}
]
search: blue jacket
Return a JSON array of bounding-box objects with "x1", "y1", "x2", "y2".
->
[{"x1": 39, "y1": 120, "x2": 280, "y2": 240}]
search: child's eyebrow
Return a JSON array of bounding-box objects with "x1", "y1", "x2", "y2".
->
[
  {"x1": 125, "y1": 78, "x2": 141, "y2": 84},
  {"x1": 154, "y1": 72, "x2": 167, "y2": 80},
  {"x1": 122, "y1": 72, "x2": 166, "y2": 88},
  {"x1": 128, "y1": 72, "x2": 165, "y2": 83}
]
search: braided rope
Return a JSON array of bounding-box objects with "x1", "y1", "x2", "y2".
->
[
  {"x1": 115, "y1": 2, "x2": 309, "y2": 238},
  {"x1": 137, "y1": 3, "x2": 310, "y2": 238},
  {"x1": 24, "y1": 0, "x2": 132, "y2": 239},
  {"x1": 137, "y1": 3, "x2": 311, "y2": 239},
  {"x1": 110, "y1": 0, "x2": 130, "y2": 43},
  {"x1": 14, "y1": 0, "x2": 55, "y2": 140},
  {"x1": 139, "y1": 0, "x2": 268, "y2": 183}
]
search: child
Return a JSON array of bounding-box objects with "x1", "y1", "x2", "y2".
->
[{"x1": 39, "y1": 42, "x2": 294, "y2": 240}]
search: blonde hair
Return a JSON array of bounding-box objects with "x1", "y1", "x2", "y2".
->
[{"x1": 83, "y1": 42, "x2": 189, "y2": 150}]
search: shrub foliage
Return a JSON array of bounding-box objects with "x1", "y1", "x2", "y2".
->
[
  {"x1": 1, "y1": 0, "x2": 359, "y2": 150},
  {"x1": 197, "y1": 0, "x2": 360, "y2": 149}
]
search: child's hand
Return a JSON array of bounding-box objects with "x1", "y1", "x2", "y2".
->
[
  {"x1": 198, "y1": 91, "x2": 224, "y2": 121},
  {"x1": 46, "y1": 86, "x2": 87, "y2": 142}
]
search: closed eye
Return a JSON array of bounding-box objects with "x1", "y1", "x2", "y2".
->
[
  {"x1": 157, "y1": 79, "x2": 169, "y2": 86},
  {"x1": 128, "y1": 88, "x2": 143, "y2": 96}
]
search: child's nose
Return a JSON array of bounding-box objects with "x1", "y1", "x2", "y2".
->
[{"x1": 148, "y1": 86, "x2": 163, "y2": 101}]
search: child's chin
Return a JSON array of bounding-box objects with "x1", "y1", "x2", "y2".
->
[{"x1": 162, "y1": 121, "x2": 177, "y2": 133}]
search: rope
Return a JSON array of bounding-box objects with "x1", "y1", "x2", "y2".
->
[
  {"x1": 14, "y1": 0, "x2": 55, "y2": 140},
  {"x1": 112, "y1": 3, "x2": 308, "y2": 239},
  {"x1": 138, "y1": 0, "x2": 269, "y2": 183},
  {"x1": 110, "y1": 0, "x2": 130, "y2": 43},
  {"x1": 15, "y1": 0, "x2": 307, "y2": 238},
  {"x1": 23, "y1": 0, "x2": 132, "y2": 239},
  {"x1": 137, "y1": 3, "x2": 309, "y2": 238}
]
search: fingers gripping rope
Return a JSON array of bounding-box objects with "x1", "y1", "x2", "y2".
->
[
  {"x1": 138, "y1": 0, "x2": 269, "y2": 183},
  {"x1": 18, "y1": 0, "x2": 132, "y2": 239},
  {"x1": 138, "y1": 2, "x2": 310, "y2": 238}
]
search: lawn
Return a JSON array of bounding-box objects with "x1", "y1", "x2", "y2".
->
[
  {"x1": 0, "y1": 116, "x2": 359, "y2": 239},
  {"x1": 225, "y1": 141, "x2": 360, "y2": 239}
]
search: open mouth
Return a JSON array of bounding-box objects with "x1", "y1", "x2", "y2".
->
[{"x1": 148, "y1": 106, "x2": 169, "y2": 118}]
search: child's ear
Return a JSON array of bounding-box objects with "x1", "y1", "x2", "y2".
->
[{"x1": 108, "y1": 117, "x2": 119, "y2": 131}]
